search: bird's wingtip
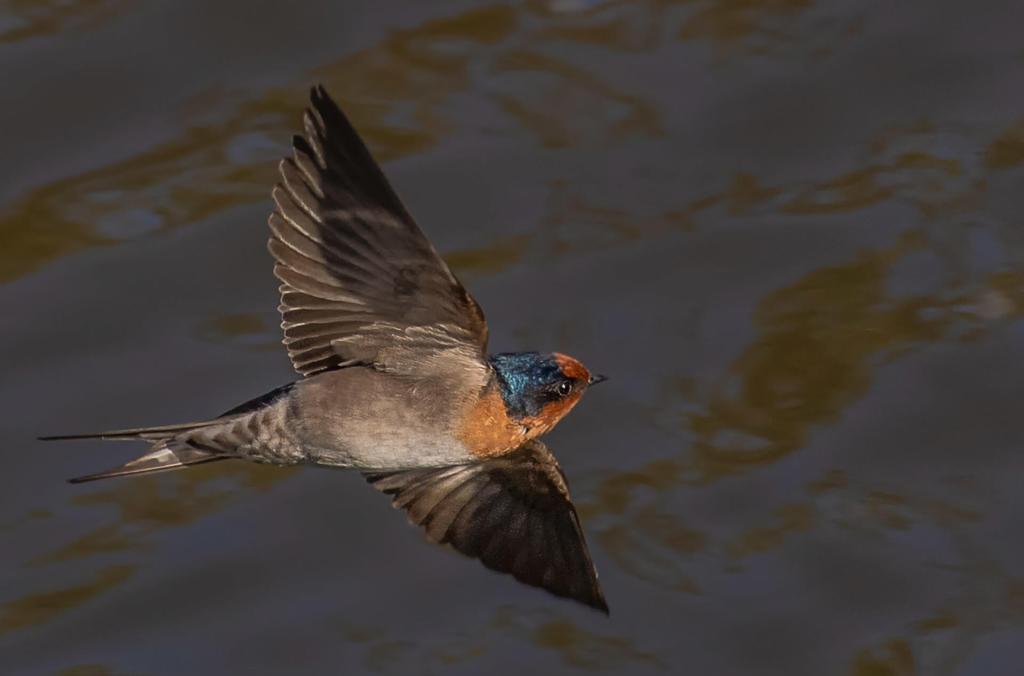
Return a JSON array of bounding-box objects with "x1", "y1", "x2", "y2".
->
[{"x1": 311, "y1": 83, "x2": 331, "y2": 104}]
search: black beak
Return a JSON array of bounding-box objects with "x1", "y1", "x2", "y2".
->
[{"x1": 588, "y1": 374, "x2": 608, "y2": 386}]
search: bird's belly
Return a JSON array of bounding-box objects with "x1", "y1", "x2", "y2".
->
[
  {"x1": 294, "y1": 370, "x2": 475, "y2": 470},
  {"x1": 308, "y1": 433, "x2": 471, "y2": 470}
]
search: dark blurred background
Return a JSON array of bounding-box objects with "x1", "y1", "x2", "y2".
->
[{"x1": 3, "y1": 1, "x2": 1024, "y2": 674}]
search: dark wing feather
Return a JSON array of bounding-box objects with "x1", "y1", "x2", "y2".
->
[
  {"x1": 365, "y1": 440, "x2": 608, "y2": 613},
  {"x1": 270, "y1": 85, "x2": 488, "y2": 376}
]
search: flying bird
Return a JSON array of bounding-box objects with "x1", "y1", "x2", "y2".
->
[{"x1": 42, "y1": 86, "x2": 609, "y2": 613}]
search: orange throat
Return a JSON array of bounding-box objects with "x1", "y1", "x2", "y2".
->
[
  {"x1": 458, "y1": 384, "x2": 528, "y2": 459},
  {"x1": 520, "y1": 394, "x2": 582, "y2": 438}
]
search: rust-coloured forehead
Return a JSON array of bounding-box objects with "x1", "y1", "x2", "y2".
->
[{"x1": 553, "y1": 352, "x2": 591, "y2": 382}]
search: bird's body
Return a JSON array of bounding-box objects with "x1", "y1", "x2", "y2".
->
[
  {"x1": 78, "y1": 351, "x2": 592, "y2": 473},
  {"x1": 44, "y1": 86, "x2": 609, "y2": 612},
  {"x1": 294, "y1": 365, "x2": 485, "y2": 468},
  {"x1": 233, "y1": 366, "x2": 487, "y2": 469}
]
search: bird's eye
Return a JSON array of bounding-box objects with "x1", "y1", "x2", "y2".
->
[{"x1": 557, "y1": 381, "x2": 573, "y2": 397}]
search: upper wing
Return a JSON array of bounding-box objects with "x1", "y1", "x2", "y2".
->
[
  {"x1": 365, "y1": 440, "x2": 608, "y2": 613},
  {"x1": 269, "y1": 85, "x2": 488, "y2": 377}
]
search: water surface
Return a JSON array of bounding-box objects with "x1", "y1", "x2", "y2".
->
[{"x1": 3, "y1": 1, "x2": 1024, "y2": 674}]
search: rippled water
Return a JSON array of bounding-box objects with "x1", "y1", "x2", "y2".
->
[{"x1": 3, "y1": 1, "x2": 1024, "y2": 674}]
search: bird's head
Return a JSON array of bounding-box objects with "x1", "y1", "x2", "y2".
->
[{"x1": 489, "y1": 351, "x2": 606, "y2": 437}]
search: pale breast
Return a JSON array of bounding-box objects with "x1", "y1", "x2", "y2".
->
[{"x1": 291, "y1": 367, "x2": 480, "y2": 469}]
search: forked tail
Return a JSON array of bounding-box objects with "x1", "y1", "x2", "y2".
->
[
  {"x1": 40, "y1": 421, "x2": 226, "y2": 483},
  {"x1": 41, "y1": 382, "x2": 296, "y2": 483},
  {"x1": 39, "y1": 419, "x2": 221, "y2": 443},
  {"x1": 65, "y1": 440, "x2": 224, "y2": 483}
]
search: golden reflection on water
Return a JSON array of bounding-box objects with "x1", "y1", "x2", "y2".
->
[
  {"x1": 0, "y1": 0, "x2": 916, "y2": 286},
  {"x1": 534, "y1": 0, "x2": 665, "y2": 52},
  {"x1": 985, "y1": 118, "x2": 1024, "y2": 169},
  {"x1": 3, "y1": 2, "x2": 982, "y2": 285},
  {"x1": 784, "y1": 152, "x2": 966, "y2": 216},
  {"x1": 689, "y1": 232, "x2": 941, "y2": 478},
  {"x1": 6, "y1": 1, "x2": 1024, "y2": 670},
  {"x1": 849, "y1": 639, "x2": 915, "y2": 676},
  {"x1": 599, "y1": 515, "x2": 703, "y2": 593},
  {"x1": 492, "y1": 49, "x2": 661, "y2": 147},
  {"x1": 679, "y1": 0, "x2": 813, "y2": 45},
  {"x1": 56, "y1": 665, "x2": 126, "y2": 676},
  {"x1": 0, "y1": 0, "x2": 126, "y2": 44},
  {"x1": 531, "y1": 0, "x2": 850, "y2": 58},
  {"x1": 0, "y1": 565, "x2": 135, "y2": 636},
  {"x1": 0, "y1": 101, "x2": 287, "y2": 282},
  {"x1": 334, "y1": 606, "x2": 664, "y2": 673},
  {"x1": 3, "y1": 462, "x2": 288, "y2": 637},
  {"x1": 845, "y1": 548, "x2": 1024, "y2": 674},
  {"x1": 678, "y1": 0, "x2": 865, "y2": 58},
  {"x1": 0, "y1": 0, "x2": 866, "y2": 286},
  {"x1": 197, "y1": 313, "x2": 280, "y2": 352},
  {"x1": 34, "y1": 470, "x2": 237, "y2": 565},
  {"x1": 580, "y1": 207, "x2": 1024, "y2": 665},
  {"x1": 0, "y1": 2, "x2": 666, "y2": 284},
  {"x1": 724, "y1": 503, "x2": 814, "y2": 558},
  {"x1": 578, "y1": 230, "x2": 952, "y2": 519},
  {"x1": 446, "y1": 235, "x2": 532, "y2": 276},
  {"x1": 523, "y1": 616, "x2": 665, "y2": 671},
  {"x1": 578, "y1": 112, "x2": 1023, "y2": 538}
]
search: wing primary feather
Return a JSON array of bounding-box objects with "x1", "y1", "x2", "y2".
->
[
  {"x1": 268, "y1": 85, "x2": 489, "y2": 377},
  {"x1": 364, "y1": 441, "x2": 608, "y2": 612}
]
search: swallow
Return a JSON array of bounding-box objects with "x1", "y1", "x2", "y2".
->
[{"x1": 42, "y1": 86, "x2": 609, "y2": 613}]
